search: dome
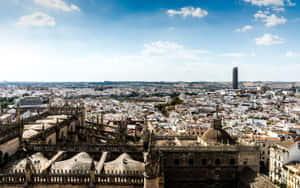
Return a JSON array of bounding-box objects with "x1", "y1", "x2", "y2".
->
[{"x1": 201, "y1": 128, "x2": 235, "y2": 145}]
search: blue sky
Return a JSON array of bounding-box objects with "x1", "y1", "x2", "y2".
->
[{"x1": 0, "y1": 0, "x2": 300, "y2": 81}]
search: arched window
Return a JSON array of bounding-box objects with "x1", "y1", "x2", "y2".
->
[
  {"x1": 202, "y1": 159, "x2": 207, "y2": 165},
  {"x1": 215, "y1": 158, "x2": 221, "y2": 165},
  {"x1": 230, "y1": 158, "x2": 235, "y2": 165}
]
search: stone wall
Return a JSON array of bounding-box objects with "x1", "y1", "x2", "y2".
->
[
  {"x1": 1, "y1": 185, "x2": 142, "y2": 188},
  {"x1": 46, "y1": 133, "x2": 56, "y2": 145},
  {"x1": 162, "y1": 151, "x2": 238, "y2": 188},
  {"x1": 0, "y1": 170, "x2": 144, "y2": 187},
  {"x1": 0, "y1": 138, "x2": 19, "y2": 159},
  {"x1": 238, "y1": 150, "x2": 260, "y2": 172}
]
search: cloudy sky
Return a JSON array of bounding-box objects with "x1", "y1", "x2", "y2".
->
[{"x1": 0, "y1": 0, "x2": 300, "y2": 82}]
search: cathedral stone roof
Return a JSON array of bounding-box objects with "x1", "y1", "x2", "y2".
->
[
  {"x1": 201, "y1": 128, "x2": 235, "y2": 145},
  {"x1": 51, "y1": 152, "x2": 94, "y2": 171},
  {"x1": 13, "y1": 152, "x2": 49, "y2": 171},
  {"x1": 104, "y1": 153, "x2": 144, "y2": 172}
]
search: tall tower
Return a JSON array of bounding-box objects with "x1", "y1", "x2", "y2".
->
[{"x1": 232, "y1": 67, "x2": 238, "y2": 89}]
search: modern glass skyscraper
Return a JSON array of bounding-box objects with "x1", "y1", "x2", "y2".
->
[{"x1": 232, "y1": 67, "x2": 238, "y2": 89}]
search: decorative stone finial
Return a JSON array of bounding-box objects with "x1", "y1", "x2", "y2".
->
[
  {"x1": 212, "y1": 104, "x2": 222, "y2": 129},
  {"x1": 90, "y1": 159, "x2": 95, "y2": 171}
]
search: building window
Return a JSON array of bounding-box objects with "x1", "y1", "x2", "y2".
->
[
  {"x1": 230, "y1": 158, "x2": 235, "y2": 165},
  {"x1": 243, "y1": 160, "x2": 248, "y2": 165},
  {"x1": 189, "y1": 159, "x2": 194, "y2": 166},
  {"x1": 202, "y1": 159, "x2": 207, "y2": 165},
  {"x1": 174, "y1": 159, "x2": 179, "y2": 165},
  {"x1": 215, "y1": 158, "x2": 221, "y2": 165}
]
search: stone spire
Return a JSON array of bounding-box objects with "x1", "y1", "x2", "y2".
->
[
  {"x1": 100, "y1": 112, "x2": 104, "y2": 132},
  {"x1": 89, "y1": 159, "x2": 95, "y2": 188},
  {"x1": 24, "y1": 156, "x2": 34, "y2": 187},
  {"x1": 212, "y1": 104, "x2": 222, "y2": 129},
  {"x1": 96, "y1": 115, "x2": 99, "y2": 127},
  {"x1": 144, "y1": 149, "x2": 160, "y2": 188},
  {"x1": 80, "y1": 102, "x2": 85, "y2": 127},
  {"x1": 16, "y1": 104, "x2": 20, "y2": 124},
  {"x1": 142, "y1": 119, "x2": 150, "y2": 152}
]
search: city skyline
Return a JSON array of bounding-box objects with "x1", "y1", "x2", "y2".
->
[{"x1": 1, "y1": 0, "x2": 300, "y2": 81}]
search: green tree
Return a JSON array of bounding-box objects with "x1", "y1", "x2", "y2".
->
[{"x1": 170, "y1": 96, "x2": 183, "y2": 106}]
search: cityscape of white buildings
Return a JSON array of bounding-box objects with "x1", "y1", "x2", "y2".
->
[{"x1": 1, "y1": 83, "x2": 300, "y2": 187}]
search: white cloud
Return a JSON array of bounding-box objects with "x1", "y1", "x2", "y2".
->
[
  {"x1": 17, "y1": 12, "x2": 55, "y2": 26},
  {"x1": 66, "y1": 41, "x2": 213, "y2": 81},
  {"x1": 2, "y1": 40, "x2": 300, "y2": 81},
  {"x1": 70, "y1": 4, "x2": 80, "y2": 11},
  {"x1": 142, "y1": 41, "x2": 183, "y2": 56},
  {"x1": 235, "y1": 25, "x2": 253, "y2": 32},
  {"x1": 168, "y1": 27, "x2": 175, "y2": 31},
  {"x1": 287, "y1": 0, "x2": 296, "y2": 6},
  {"x1": 219, "y1": 52, "x2": 257, "y2": 57},
  {"x1": 34, "y1": 0, "x2": 80, "y2": 12},
  {"x1": 255, "y1": 33, "x2": 284, "y2": 45},
  {"x1": 167, "y1": 7, "x2": 208, "y2": 18},
  {"x1": 254, "y1": 10, "x2": 286, "y2": 27},
  {"x1": 243, "y1": 0, "x2": 295, "y2": 6},
  {"x1": 219, "y1": 53, "x2": 246, "y2": 57},
  {"x1": 141, "y1": 41, "x2": 210, "y2": 60},
  {"x1": 265, "y1": 14, "x2": 286, "y2": 26},
  {"x1": 272, "y1": 7, "x2": 285, "y2": 12},
  {"x1": 286, "y1": 51, "x2": 300, "y2": 57}
]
